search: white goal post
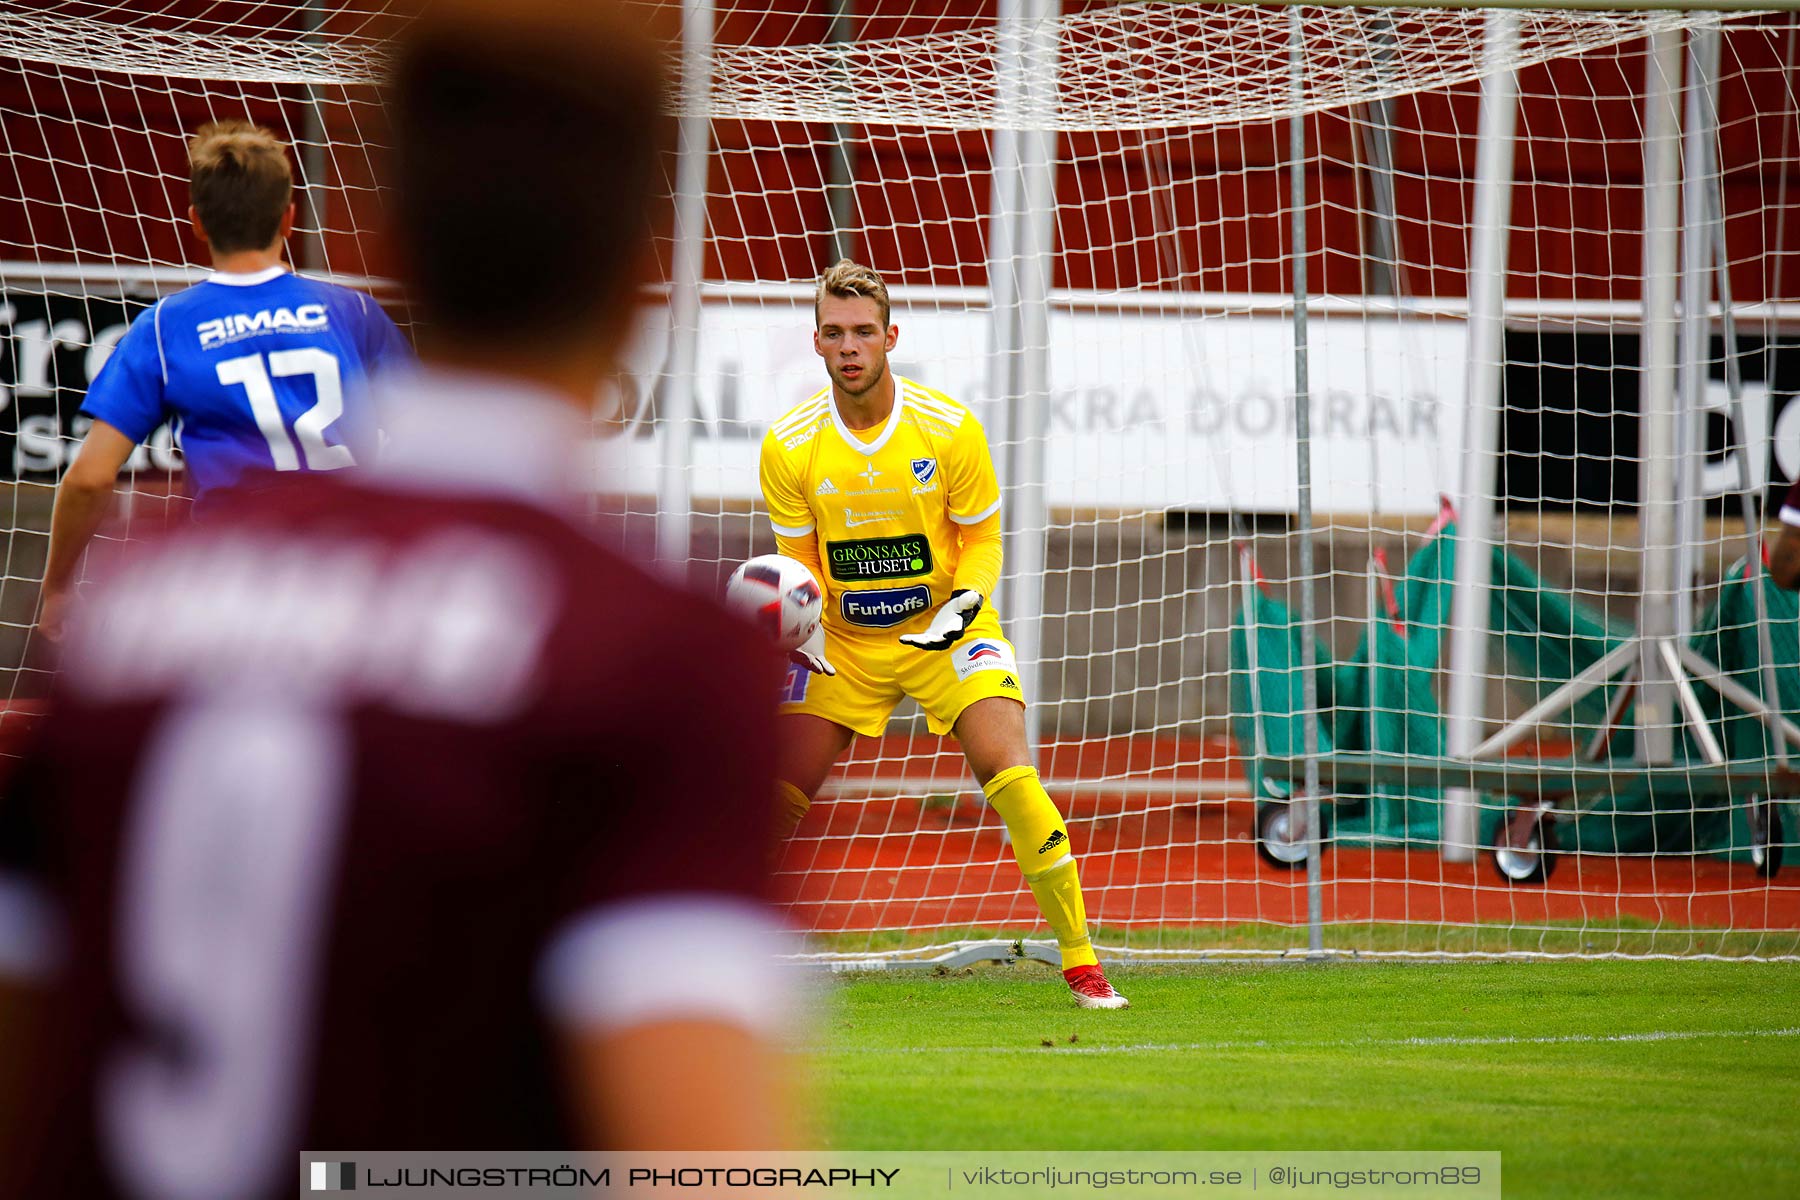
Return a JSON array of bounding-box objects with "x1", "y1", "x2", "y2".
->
[{"x1": 6, "y1": 1, "x2": 1800, "y2": 962}]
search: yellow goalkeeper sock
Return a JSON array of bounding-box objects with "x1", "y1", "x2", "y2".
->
[
  {"x1": 775, "y1": 779, "x2": 812, "y2": 840},
  {"x1": 1026, "y1": 859, "x2": 1096, "y2": 970},
  {"x1": 983, "y1": 765, "x2": 1098, "y2": 970}
]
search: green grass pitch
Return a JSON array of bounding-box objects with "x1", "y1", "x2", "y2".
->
[{"x1": 802, "y1": 959, "x2": 1800, "y2": 1199}]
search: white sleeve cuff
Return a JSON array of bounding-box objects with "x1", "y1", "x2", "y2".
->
[
  {"x1": 536, "y1": 894, "x2": 798, "y2": 1036},
  {"x1": 769, "y1": 520, "x2": 815, "y2": 538},
  {"x1": 1780, "y1": 504, "x2": 1800, "y2": 528},
  {"x1": 948, "y1": 497, "x2": 1002, "y2": 526},
  {"x1": 0, "y1": 874, "x2": 63, "y2": 979}
]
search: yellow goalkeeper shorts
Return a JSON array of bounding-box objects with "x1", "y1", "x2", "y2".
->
[{"x1": 779, "y1": 608, "x2": 1023, "y2": 738}]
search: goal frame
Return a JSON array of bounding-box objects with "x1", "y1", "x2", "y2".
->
[{"x1": 573, "y1": 0, "x2": 1800, "y2": 964}]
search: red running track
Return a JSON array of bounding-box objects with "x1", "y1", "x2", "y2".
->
[
  {"x1": 779, "y1": 735, "x2": 1800, "y2": 937},
  {"x1": 4, "y1": 707, "x2": 1791, "y2": 938}
]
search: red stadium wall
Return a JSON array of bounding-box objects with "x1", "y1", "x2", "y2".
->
[{"x1": 701, "y1": 9, "x2": 1800, "y2": 303}]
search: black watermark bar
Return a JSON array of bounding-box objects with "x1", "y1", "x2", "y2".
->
[{"x1": 299, "y1": 1151, "x2": 1501, "y2": 1198}]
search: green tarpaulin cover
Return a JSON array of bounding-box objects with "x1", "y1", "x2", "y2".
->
[{"x1": 1229, "y1": 525, "x2": 1798, "y2": 858}]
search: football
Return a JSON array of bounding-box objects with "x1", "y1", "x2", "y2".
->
[{"x1": 725, "y1": 554, "x2": 823, "y2": 652}]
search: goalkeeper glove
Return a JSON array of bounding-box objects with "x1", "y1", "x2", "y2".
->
[
  {"x1": 789, "y1": 623, "x2": 835, "y2": 676},
  {"x1": 899, "y1": 590, "x2": 984, "y2": 652}
]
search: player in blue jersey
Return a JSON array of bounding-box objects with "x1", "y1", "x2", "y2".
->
[{"x1": 38, "y1": 121, "x2": 411, "y2": 639}]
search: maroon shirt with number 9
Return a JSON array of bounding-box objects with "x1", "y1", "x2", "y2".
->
[{"x1": 0, "y1": 470, "x2": 782, "y2": 1198}]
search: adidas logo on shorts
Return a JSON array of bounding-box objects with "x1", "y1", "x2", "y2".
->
[{"x1": 1038, "y1": 830, "x2": 1067, "y2": 855}]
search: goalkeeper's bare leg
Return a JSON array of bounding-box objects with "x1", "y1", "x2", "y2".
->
[
  {"x1": 774, "y1": 714, "x2": 855, "y2": 839},
  {"x1": 956, "y1": 697, "x2": 1128, "y2": 1010}
]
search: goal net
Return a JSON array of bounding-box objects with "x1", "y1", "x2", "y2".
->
[
  {"x1": 1, "y1": 0, "x2": 400, "y2": 689},
  {"x1": 6, "y1": 1, "x2": 1799, "y2": 961}
]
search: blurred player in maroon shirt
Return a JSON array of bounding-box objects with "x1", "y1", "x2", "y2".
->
[{"x1": 0, "y1": 2, "x2": 795, "y2": 1194}]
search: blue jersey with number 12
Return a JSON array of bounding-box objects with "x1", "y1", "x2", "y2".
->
[{"x1": 82, "y1": 268, "x2": 411, "y2": 501}]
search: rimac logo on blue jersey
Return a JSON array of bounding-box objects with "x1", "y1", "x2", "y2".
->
[
  {"x1": 911, "y1": 458, "x2": 937, "y2": 486},
  {"x1": 841, "y1": 585, "x2": 931, "y2": 628},
  {"x1": 197, "y1": 304, "x2": 330, "y2": 348}
]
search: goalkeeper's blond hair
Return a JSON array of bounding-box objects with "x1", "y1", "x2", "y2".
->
[
  {"x1": 188, "y1": 121, "x2": 292, "y2": 254},
  {"x1": 815, "y1": 259, "x2": 890, "y2": 327}
]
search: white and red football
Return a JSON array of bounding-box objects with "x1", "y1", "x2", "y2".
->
[{"x1": 725, "y1": 554, "x2": 823, "y2": 652}]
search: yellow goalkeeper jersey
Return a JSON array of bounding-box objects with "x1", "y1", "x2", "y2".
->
[{"x1": 759, "y1": 376, "x2": 1001, "y2": 634}]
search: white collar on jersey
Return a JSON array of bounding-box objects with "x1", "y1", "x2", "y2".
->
[
  {"x1": 367, "y1": 364, "x2": 592, "y2": 511},
  {"x1": 829, "y1": 375, "x2": 908, "y2": 457},
  {"x1": 205, "y1": 265, "x2": 289, "y2": 287}
]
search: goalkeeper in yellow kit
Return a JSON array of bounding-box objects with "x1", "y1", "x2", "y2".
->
[{"x1": 760, "y1": 260, "x2": 1128, "y2": 1009}]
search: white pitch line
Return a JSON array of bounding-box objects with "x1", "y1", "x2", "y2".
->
[
  {"x1": 817, "y1": 1027, "x2": 1800, "y2": 1056},
  {"x1": 1389, "y1": 1027, "x2": 1800, "y2": 1048}
]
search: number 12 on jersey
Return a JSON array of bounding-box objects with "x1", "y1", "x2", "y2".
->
[{"x1": 215, "y1": 349, "x2": 357, "y2": 472}]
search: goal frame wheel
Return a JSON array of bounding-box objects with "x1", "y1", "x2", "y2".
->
[
  {"x1": 1255, "y1": 799, "x2": 1318, "y2": 870},
  {"x1": 1749, "y1": 798, "x2": 1785, "y2": 878},
  {"x1": 1490, "y1": 803, "x2": 1558, "y2": 885}
]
